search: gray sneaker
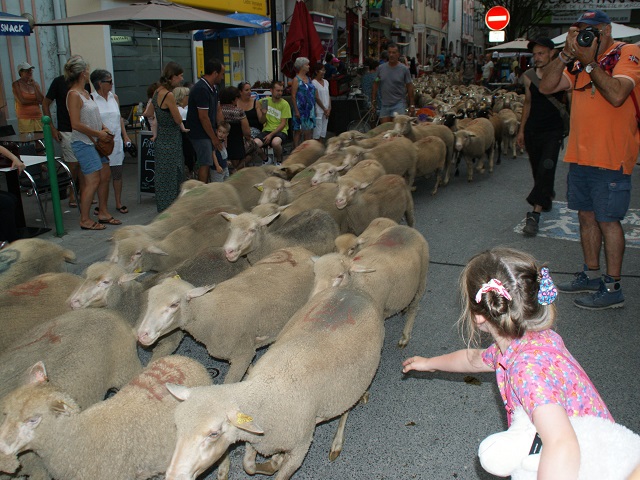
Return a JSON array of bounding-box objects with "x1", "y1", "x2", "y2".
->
[
  {"x1": 556, "y1": 267, "x2": 601, "y2": 293},
  {"x1": 574, "y1": 276, "x2": 624, "y2": 310},
  {"x1": 522, "y1": 212, "x2": 539, "y2": 236}
]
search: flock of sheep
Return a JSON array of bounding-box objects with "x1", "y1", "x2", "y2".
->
[{"x1": 0, "y1": 77, "x2": 526, "y2": 480}]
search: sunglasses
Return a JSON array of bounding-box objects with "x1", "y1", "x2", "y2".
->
[{"x1": 102, "y1": 79, "x2": 113, "y2": 84}]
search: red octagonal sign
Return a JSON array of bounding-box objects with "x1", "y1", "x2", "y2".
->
[{"x1": 485, "y1": 6, "x2": 510, "y2": 31}]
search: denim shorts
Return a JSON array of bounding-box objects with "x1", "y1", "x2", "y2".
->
[
  {"x1": 191, "y1": 138, "x2": 214, "y2": 167},
  {"x1": 567, "y1": 163, "x2": 632, "y2": 222},
  {"x1": 71, "y1": 141, "x2": 108, "y2": 175},
  {"x1": 379, "y1": 101, "x2": 407, "y2": 118}
]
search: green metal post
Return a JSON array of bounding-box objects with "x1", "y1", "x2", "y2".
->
[{"x1": 42, "y1": 116, "x2": 65, "y2": 236}]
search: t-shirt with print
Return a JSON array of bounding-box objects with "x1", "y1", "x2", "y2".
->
[
  {"x1": 374, "y1": 62, "x2": 412, "y2": 106},
  {"x1": 186, "y1": 77, "x2": 218, "y2": 140},
  {"x1": 482, "y1": 329, "x2": 613, "y2": 424},
  {"x1": 263, "y1": 98, "x2": 292, "y2": 135},
  {"x1": 215, "y1": 145, "x2": 228, "y2": 170},
  {"x1": 562, "y1": 42, "x2": 640, "y2": 174}
]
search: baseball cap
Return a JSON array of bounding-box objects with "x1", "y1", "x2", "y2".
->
[
  {"x1": 575, "y1": 10, "x2": 611, "y2": 26},
  {"x1": 332, "y1": 57, "x2": 340, "y2": 63},
  {"x1": 17, "y1": 62, "x2": 35, "y2": 72},
  {"x1": 527, "y1": 37, "x2": 556, "y2": 52}
]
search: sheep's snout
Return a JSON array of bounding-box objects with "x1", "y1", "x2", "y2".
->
[{"x1": 224, "y1": 247, "x2": 239, "y2": 262}]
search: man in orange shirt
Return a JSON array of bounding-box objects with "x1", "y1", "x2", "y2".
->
[{"x1": 540, "y1": 10, "x2": 639, "y2": 310}]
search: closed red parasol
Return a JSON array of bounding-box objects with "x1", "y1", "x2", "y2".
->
[{"x1": 280, "y1": 0, "x2": 324, "y2": 78}]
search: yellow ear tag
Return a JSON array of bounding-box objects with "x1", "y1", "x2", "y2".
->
[
  {"x1": 173, "y1": 274, "x2": 181, "y2": 280},
  {"x1": 134, "y1": 268, "x2": 142, "y2": 273},
  {"x1": 256, "y1": 185, "x2": 264, "y2": 192},
  {"x1": 236, "y1": 412, "x2": 253, "y2": 424}
]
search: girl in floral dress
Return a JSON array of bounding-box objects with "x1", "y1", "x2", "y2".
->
[{"x1": 402, "y1": 247, "x2": 613, "y2": 479}]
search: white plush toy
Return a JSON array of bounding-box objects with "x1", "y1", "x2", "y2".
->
[{"x1": 478, "y1": 407, "x2": 640, "y2": 480}]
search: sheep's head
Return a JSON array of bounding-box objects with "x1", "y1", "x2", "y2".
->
[
  {"x1": 165, "y1": 384, "x2": 264, "y2": 480},
  {"x1": 0, "y1": 362, "x2": 78, "y2": 456},
  {"x1": 310, "y1": 253, "x2": 375, "y2": 298},
  {"x1": 68, "y1": 261, "x2": 132, "y2": 309},
  {"x1": 221, "y1": 212, "x2": 279, "y2": 262},
  {"x1": 335, "y1": 177, "x2": 369, "y2": 210},
  {"x1": 310, "y1": 163, "x2": 345, "y2": 186},
  {"x1": 255, "y1": 177, "x2": 295, "y2": 205},
  {"x1": 392, "y1": 114, "x2": 413, "y2": 135}
]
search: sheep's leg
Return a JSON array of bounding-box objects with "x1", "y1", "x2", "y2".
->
[
  {"x1": 442, "y1": 148, "x2": 452, "y2": 186},
  {"x1": 329, "y1": 411, "x2": 350, "y2": 461},
  {"x1": 253, "y1": 453, "x2": 285, "y2": 476},
  {"x1": 488, "y1": 143, "x2": 495, "y2": 173},
  {"x1": 149, "y1": 330, "x2": 184, "y2": 362},
  {"x1": 431, "y1": 168, "x2": 441, "y2": 196},
  {"x1": 242, "y1": 444, "x2": 259, "y2": 475},
  {"x1": 399, "y1": 281, "x2": 426, "y2": 348},
  {"x1": 274, "y1": 446, "x2": 312, "y2": 480},
  {"x1": 465, "y1": 156, "x2": 474, "y2": 182},
  {"x1": 221, "y1": 352, "x2": 255, "y2": 384},
  {"x1": 404, "y1": 195, "x2": 415, "y2": 228},
  {"x1": 216, "y1": 453, "x2": 230, "y2": 480}
]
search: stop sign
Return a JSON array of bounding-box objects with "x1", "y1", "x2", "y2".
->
[{"x1": 485, "y1": 6, "x2": 510, "y2": 31}]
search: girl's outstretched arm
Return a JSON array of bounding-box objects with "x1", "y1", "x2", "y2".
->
[
  {"x1": 403, "y1": 349, "x2": 493, "y2": 374},
  {"x1": 533, "y1": 403, "x2": 580, "y2": 480}
]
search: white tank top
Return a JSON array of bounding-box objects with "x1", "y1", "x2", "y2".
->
[{"x1": 67, "y1": 90, "x2": 103, "y2": 145}]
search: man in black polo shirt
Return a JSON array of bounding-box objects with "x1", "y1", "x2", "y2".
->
[{"x1": 186, "y1": 60, "x2": 225, "y2": 183}]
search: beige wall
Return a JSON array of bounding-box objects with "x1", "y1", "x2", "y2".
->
[{"x1": 66, "y1": 0, "x2": 110, "y2": 73}]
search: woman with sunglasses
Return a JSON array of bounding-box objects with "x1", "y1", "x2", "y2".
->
[{"x1": 91, "y1": 69, "x2": 131, "y2": 216}]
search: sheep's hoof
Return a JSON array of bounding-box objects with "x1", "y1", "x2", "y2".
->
[
  {"x1": 329, "y1": 449, "x2": 342, "y2": 462},
  {"x1": 360, "y1": 391, "x2": 370, "y2": 405}
]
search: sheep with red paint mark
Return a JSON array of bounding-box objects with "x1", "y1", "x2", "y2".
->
[
  {"x1": 313, "y1": 224, "x2": 429, "y2": 348},
  {"x1": 0, "y1": 355, "x2": 212, "y2": 480},
  {"x1": 137, "y1": 247, "x2": 316, "y2": 384},
  {"x1": 334, "y1": 217, "x2": 398, "y2": 257},
  {"x1": 163, "y1": 286, "x2": 384, "y2": 480}
]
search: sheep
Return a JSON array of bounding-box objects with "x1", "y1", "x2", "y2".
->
[
  {"x1": 164, "y1": 286, "x2": 385, "y2": 480},
  {"x1": 335, "y1": 174, "x2": 415, "y2": 235},
  {"x1": 413, "y1": 136, "x2": 447, "y2": 195},
  {"x1": 271, "y1": 163, "x2": 307, "y2": 180},
  {"x1": 137, "y1": 247, "x2": 316, "y2": 384},
  {"x1": 254, "y1": 175, "x2": 312, "y2": 206},
  {"x1": 170, "y1": 245, "x2": 250, "y2": 287},
  {"x1": 356, "y1": 136, "x2": 416, "y2": 187},
  {"x1": 225, "y1": 166, "x2": 270, "y2": 211},
  {"x1": 0, "y1": 309, "x2": 141, "y2": 406},
  {"x1": 280, "y1": 139, "x2": 325, "y2": 167},
  {"x1": 334, "y1": 217, "x2": 398, "y2": 256},
  {"x1": 0, "y1": 355, "x2": 212, "y2": 480},
  {"x1": 221, "y1": 208, "x2": 340, "y2": 263},
  {"x1": 364, "y1": 121, "x2": 395, "y2": 138},
  {"x1": 109, "y1": 205, "x2": 244, "y2": 273},
  {"x1": 452, "y1": 117, "x2": 495, "y2": 182},
  {"x1": 0, "y1": 272, "x2": 83, "y2": 355},
  {"x1": 0, "y1": 239, "x2": 75, "y2": 291},
  {"x1": 309, "y1": 162, "x2": 347, "y2": 185},
  {"x1": 476, "y1": 107, "x2": 503, "y2": 165},
  {"x1": 311, "y1": 224, "x2": 429, "y2": 348},
  {"x1": 498, "y1": 108, "x2": 519, "y2": 159}
]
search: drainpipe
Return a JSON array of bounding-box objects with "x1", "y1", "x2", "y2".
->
[{"x1": 52, "y1": 0, "x2": 68, "y2": 71}]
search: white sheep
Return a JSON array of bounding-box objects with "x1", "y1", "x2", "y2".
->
[
  {"x1": 0, "y1": 239, "x2": 75, "y2": 291},
  {"x1": 109, "y1": 205, "x2": 244, "y2": 273},
  {"x1": 224, "y1": 166, "x2": 270, "y2": 211},
  {"x1": 170, "y1": 244, "x2": 250, "y2": 287},
  {"x1": 312, "y1": 224, "x2": 429, "y2": 348},
  {"x1": 221, "y1": 208, "x2": 340, "y2": 263},
  {"x1": 280, "y1": 139, "x2": 325, "y2": 167},
  {"x1": 164, "y1": 286, "x2": 385, "y2": 480},
  {"x1": 335, "y1": 174, "x2": 415, "y2": 235},
  {"x1": 0, "y1": 272, "x2": 82, "y2": 355},
  {"x1": 498, "y1": 108, "x2": 519, "y2": 159},
  {"x1": 0, "y1": 355, "x2": 212, "y2": 480},
  {"x1": 137, "y1": 247, "x2": 316, "y2": 384},
  {"x1": 334, "y1": 217, "x2": 398, "y2": 256},
  {"x1": 359, "y1": 136, "x2": 416, "y2": 187},
  {"x1": 309, "y1": 162, "x2": 347, "y2": 185},
  {"x1": 254, "y1": 175, "x2": 311, "y2": 206},
  {"x1": 413, "y1": 136, "x2": 447, "y2": 195},
  {"x1": 453, "y1": 117, "x2": 495, "y2": 182}
]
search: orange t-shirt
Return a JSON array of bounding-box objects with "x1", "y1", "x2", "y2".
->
[
  {"x1": 562, "y1": 42, "x2": 640, "y2": 175},
  {"x1": 15, "y1": 89, "x2": 42, "y2": 120}
]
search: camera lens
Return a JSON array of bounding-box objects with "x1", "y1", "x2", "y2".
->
[{"x1": 577, "y1": 29, "x2": 596, "y2": 48}]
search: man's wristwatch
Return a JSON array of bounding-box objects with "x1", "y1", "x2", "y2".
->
[{"x1": 585, "y1": 62, "x2": 598, "y2": 74}]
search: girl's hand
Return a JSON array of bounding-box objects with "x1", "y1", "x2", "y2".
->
[{"x1": 402, "y1": 356, "x2": 436, "y2": 373}]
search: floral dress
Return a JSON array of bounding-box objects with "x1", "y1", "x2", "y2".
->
[
  {"x1": 152, "y1": 90, "x2": 183, "y2": 213},
  {"x1": 292, "y1": 75, "x2": 316, "y2": 131}
]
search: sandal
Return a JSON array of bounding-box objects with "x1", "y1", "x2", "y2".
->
[
  {"x1": 117, "y1": 205, "x2": 128, "y2": 214},
  {"x1": 98, "y1": 217, "x2": 122, "y2": 225},
  {"x1": 80, "y1": 221, "x2": 106, "y2": 231},
  {"x1": 69, "y1": 202, "x2": 78, "y2": 208}
]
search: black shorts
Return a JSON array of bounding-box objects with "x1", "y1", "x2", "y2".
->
[{"x1": 257, "y1": 131, "x2": 288, "y2": 144}]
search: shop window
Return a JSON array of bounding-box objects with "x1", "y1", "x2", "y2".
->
[{"x1": 111, "y1": 29, "x2": 193, "y2": 107}]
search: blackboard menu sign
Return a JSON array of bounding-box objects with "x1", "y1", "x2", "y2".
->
[{"x1": 138, "y1": 130, "x2": 155, "y2": 195}]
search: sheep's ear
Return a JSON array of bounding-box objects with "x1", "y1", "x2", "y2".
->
[
  {"x1": 228, "y1": 411, "x2": 264, "y2": 435},
  {"x1": 359, "y1": 181, "x2": 372, "y2": 190},
  {"x1": 27, "y1": 361, "x2": 48, "y2": 385},
  {"x1": 51, "y1": 400, "x2": 75, "y2": 417},
  {"x1": 118, "y1": 272, "x2": 144, "y2": 285},
  {"x1": 277, "y1": 203, "x2": 291, "y2": 212},
  {"x1": 350, "y1": 262, "x2": 376, "y2": 274},
  {"x1": 186, "y1": 284, "x2": 215, "y2": 301},
  {"x1": 335, "y1": 164, "x2": 347, "y2": 172},
  {"x1": 220, "y1": 212, "x2": 237, "y2": 222},
  {"x1": 284, "y1": 180, "x2": 298, "y2": 188},
  {"x1": 468, "y1": 132, "x2": 477, "y2": 137},
  {"x1": 147, "y1": 245, "x2": 169, "y2": 256},
  {"x1": 411, "y1": 118, "x2": 419, "y2": 125},
  {"x1": 253, "y1": 183, "x2": 264, "y2": 192},
  {"x1": 109, "y1": 246, "x2": 119, "y2": 263},
  {"x1": 259, "y1": 212, "x2": 280, "y2": 226},
  {"x1": 166, "y1": 383, "x2": 191, "y2": 401}
]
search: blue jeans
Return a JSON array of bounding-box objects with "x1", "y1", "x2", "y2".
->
[{"x1": 379, "y1": 101, "x2": 406, "y2": 118}]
